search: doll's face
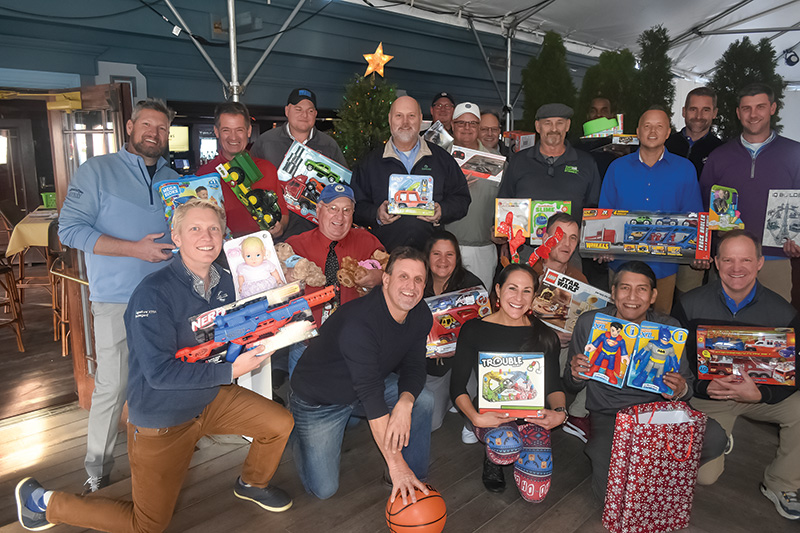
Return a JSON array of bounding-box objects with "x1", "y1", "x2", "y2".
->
[{"x1": 243, "y1": 244, "x2": 266, "y2": 267}]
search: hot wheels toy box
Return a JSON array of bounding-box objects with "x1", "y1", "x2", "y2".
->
[
  {"x1": 580, "y1": 209, "x2": 711, "y2": 263},
  {"x1": 478, "y1": 352, "x2": 545, "y2": 417},
  {"x1": 696, "y1": 326, "x2": 795, "y2": 386},
  {"x1": 387, "y1": 174, "x2": 435, "y2": 216},
  {"x1": 424, "y1": 286, "x2": 491, "y2": 358}
]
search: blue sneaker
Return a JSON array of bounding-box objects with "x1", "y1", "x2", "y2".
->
[
  {"x1": 15, "y1": 477, "x2": 54, "y2": 531},
  {"x1": 760, "y1": 484, "x2": 800, "y2": 520},
  {"x1": 233, "y1": 477, "x2": 292, "y2": 512}
]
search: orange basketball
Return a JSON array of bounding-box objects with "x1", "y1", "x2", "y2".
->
[{"x1": 385, "y1": 484, "x2": 447, "y2": 533}]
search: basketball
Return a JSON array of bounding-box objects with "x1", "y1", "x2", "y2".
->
[{"x1": 385, "y1": 484, "x2": 447, "y2": 533}]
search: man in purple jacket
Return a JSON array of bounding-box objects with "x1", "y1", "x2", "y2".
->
[{"x1": 700, "y1": 83, "x2": 800, "y2": 302}]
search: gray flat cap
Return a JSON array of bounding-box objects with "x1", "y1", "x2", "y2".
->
[{"x1": 535, "y1": 103, "x2": 574, "y2": 120}]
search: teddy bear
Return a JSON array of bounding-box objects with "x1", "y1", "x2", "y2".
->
[
  {"x1": 336, "y1": 249, "x2": 390, "y2": 297},
  {"x1": 273, "y1": 242, "x2": 326, "y2": 287}
]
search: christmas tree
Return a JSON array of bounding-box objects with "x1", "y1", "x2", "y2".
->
[{"x1": 332, "y1": 73, "x2": 396, "y2": 168}]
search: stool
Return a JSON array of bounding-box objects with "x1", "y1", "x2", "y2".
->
[
  {"x1": 50, "y1": 256, "x2": 70, "y2": 357},
  {"x1": 0, "y1": 262, "x2": 25, "y2": 352}
]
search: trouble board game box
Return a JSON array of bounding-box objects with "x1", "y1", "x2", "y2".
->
[
  {"x1": 451, "y1": 145, "x2": 506, "y2": 182},
  {"x1": 626, "y1": 322, "x2": 688, "y2": 395},
  {"x1": 495, "y1": 198, "x2": 531, "y2": 238},
  {"x1": 387, "y1": 174, "x2": 435, "y2": 216},
  {"x1": 478, "y1": 352, "x2": 545, "y2": 417},
  {"x1": 531, "y1": 200, "x2": 571, "y2": 245},
  {"x1": 532, "y1": 269, "x2": 611, "y2": 334},
  {"x1": 424, "y1": 286, "x2": 491, "y2": 358},
  {"x1": 581, "y1": 313, "x2": 639, "y2": 388},
  {"x1": 709, "y1": 185, "x2": 744, "y2": 231},
  {"x1": 580, "y1": 209, "x2": 711, "y2": 263},
  {"x1": 696, "y1": 326, "x2": 795, "y2": 386}
]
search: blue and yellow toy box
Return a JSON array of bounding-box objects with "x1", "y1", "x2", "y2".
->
[
  {"x1": 581, "y1": 313, "x2": 639, "y2": 388},
  {"x1": 626, "y1": 321, "x2": 687, "y2": 395}
]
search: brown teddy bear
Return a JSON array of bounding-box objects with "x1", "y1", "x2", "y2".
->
[
  {"x1": 336, "y1": 249, "x2": 389, "y2": 297},
  {"x1": 273, "y1": 242, "x2": 326, "y2": 287}
]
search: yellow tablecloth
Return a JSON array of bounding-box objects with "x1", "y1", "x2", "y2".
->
[{"x1": 6, "y1": 208, "x2": 58, "y2": 257}]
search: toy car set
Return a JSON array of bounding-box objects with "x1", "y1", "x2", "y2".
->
[
  {"x1": 451, "y1": 145, "x2": 506, "y2": 182},
  {"x1": 424, "y1": 286, "x2": 491, "y2": 358},
  {"x1": 387, "y1": 174, "x2": 435, "y2": 216}
]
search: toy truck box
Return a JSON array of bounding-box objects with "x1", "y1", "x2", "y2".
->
[
  {"x1": 495, "y1": 198, "x2": 531, "y2": 238},
  {"x1": 580, "y1": 209, "x2": 711, "y2": 263},
  {"x1": 696, "y1": 326, "x2": 796, "y2": 386},
  {"x1": 451, "y1": 145, "x2": 506, "y2": 183},
  {"x1": 424, "y1": 286, "x2": 491, "y2": 358},
  {"x1": 709, "y1": 185, "x2": 744, "y2": 231},
  {"x1": 387, "y1": 174, "x2": 435, "y2": 216},
  {"x1": 478, "y1": 352, "x2": 545, "y2": 417},
  {"x1": 277, "y1": 141, "x2": 352, "y2": 224},
  {"x1": 626, "y1": 322, "x2": 688, "y2": 395},
  {"x1": 531, "y1": 200, "x2": 571, "y2": 245},
  {"x1": 215, "y1": 152, "x2": 282, "y2": 230},
  {"x1": 532, "y1": 269, "x2": 611, "y2": 334},
  {"x1": 581, "y1": 313, "x2": 640, "y2": 388}
]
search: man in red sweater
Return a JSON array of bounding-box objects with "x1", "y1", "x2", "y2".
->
[{"x1": 197, "y1": 102, "x2": 288, "y2": 239}]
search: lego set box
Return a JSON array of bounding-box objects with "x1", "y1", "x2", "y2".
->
[
  {"x1": 387, "y1": 174, "x2": 435, "y2": 216},
  {"x1": 478, "y1": 352, "x2": 545, "y2": 417},
  {"x1": 580, "y1": 209, "x2": 711, "y2": 263},
  {"x1": 531, "y1": 269, "x2": 611, "y2": 334},
  {"x1": 424, "y1": 286, "x2": 491, "y2": 358},
  {"x1": 696, "y1": 326, "x2": 795, "y2": 387},
  {"x1": 531, "y1": 200, "x2": 571, "y2": 245},
  {"x1": 495, "y1": 198, "x2": 531, "y2": 238},
  {"x1": 277, "y1": 141, "x2": 352, "y2": 224},
  {"x1": 451, "y1": 145, "x2": 506, "y2": 182}
]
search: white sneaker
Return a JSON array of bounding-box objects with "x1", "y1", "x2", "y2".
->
[{"x1": 461, "y1": 425, "x2": 478, "y2": 444}]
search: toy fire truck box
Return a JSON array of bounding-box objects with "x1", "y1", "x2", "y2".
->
[
  {"x1": 709, "y1": 185, "x2": 744, "y2": 231},
  {"x1": 531, "y1": 200, "x2": 571, "y2": 245},
  {"x1": 580, "y1": 209, "x2": 711, "y2": 264},
  {"x1": 387, "y1": 174, "x2": 435, "y2": 216},
  {"x1": 277, "y1": 141, "x2": 352, "y2": 224},
  {"x1": 762, "y1": 189, "x2": 800, "y2": 250},
  {"x1": 495, "y1": 198, "x2": 531, "y2": 238},
  {"x1": 424, "y1": 286, "x2": 491, "y2": 358},
  {"x1": 581, "y1": 313, "x2": 640, "y2": 388},
  {"x1": 626, "y1": 321, "x2": 688, "y2": 395},
  {"x1": 696, "y1": 326, "x2": 796, "y2": 386},
  {"x1": 478, "y1": 352, "x2": 545, "y2": 417},
  {"x1": 451, "y1": 145, "x2": 506, "y2": 183},
  {"x1": 532, "y1": 269, "x2": 611, "y2": 334},
  {"x1": 503, "y1": 130, "x2": 536, "y2": 153}
]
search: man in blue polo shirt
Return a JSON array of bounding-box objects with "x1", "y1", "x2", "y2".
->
[{"x1": 599, "y1": 107, "x2": 703, "y2": 313}]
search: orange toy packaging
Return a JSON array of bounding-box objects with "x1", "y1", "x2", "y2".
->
[{"x1": 424, "y1": 286, "x2": 491, "y2": 358}]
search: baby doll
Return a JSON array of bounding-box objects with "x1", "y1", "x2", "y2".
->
[{"x1": 237, "y1": 236, "x2": 282, "y2": 298}]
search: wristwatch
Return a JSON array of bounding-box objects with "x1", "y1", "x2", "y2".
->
[{"x1": 554, "y1": 406, "x2": 568, "y2": 425}]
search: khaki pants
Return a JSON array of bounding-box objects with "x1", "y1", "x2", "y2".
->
[{"x1": 48, "y1": 385, "x2": 293, "y2": 533}]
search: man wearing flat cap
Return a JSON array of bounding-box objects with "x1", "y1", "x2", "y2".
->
[{"x1": 499, "y1": 102, "x2": 601, "y2": 263}]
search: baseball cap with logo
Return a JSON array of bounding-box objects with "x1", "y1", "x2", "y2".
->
[
  {"x1": 319, "y1": 183, "x2": 355, "y2": 204},
  {"x1": 287, "y1": 88, "x2": 317, "y2": 107},
  {"x1": 453, "y1": 102, "x2": 481, "y2": 121}
]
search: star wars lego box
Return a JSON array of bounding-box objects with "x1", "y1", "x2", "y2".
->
[
  {"x1": 495, "y1": 198, "x2": 531, "y2": 238},
  {"x1": 580, "y1": 209, "x2": 711, "y2": 263},
  {"x1": 451, "y1": 145, "x2": 506, "y2": 182},
  {"x1": 626, "y1": 322, "x2": 688, "y2": 395},
  {"x1": 424, "y1": 286, "x2": 491, "y2": 358},
  {"x1": 581, "y1": 313, "x2": 640, "y2": 388},
  {"x1": 478, "y1": 352, "x2": 545, "y2": 417},
  {"x1": 696, "y1": 326, "x2": 795, "y2": 387},
  {"x1": 532, "y1": 269, "x2": 611, "y2": 334},
  {"x1": 387, "y1": 174, "x2": 435, "y2": 216},
  {"x1": 709, "y1": 185, "x2": 744, "y2": 231},
  {"x1": 762, "y1": 189, "x2": 800, "y2": 250},
  {"x1": 531, "y1": 200, "x2": 571, "y2": 245}
]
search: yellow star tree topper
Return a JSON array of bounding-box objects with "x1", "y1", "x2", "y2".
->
[{"x1": 363, "y1": 42, "x2": 393, "y2": 77}]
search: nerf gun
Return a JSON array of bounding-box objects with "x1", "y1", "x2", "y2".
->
[
  {"x1": 176, "y1": 286, "x2": 335, "y2": 363},
  {"x1": 216, "y1": 152, "x2": 282, "y2": 230}
]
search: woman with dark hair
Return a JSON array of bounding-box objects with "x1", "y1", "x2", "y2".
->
[{"x1": 450, "y1": 263, "x2": 566, "y2": 502}]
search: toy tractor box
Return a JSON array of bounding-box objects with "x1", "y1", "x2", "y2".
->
[
  {"x1": 478, "y1": 352, "x2": 545, "y2": 417},
  {"x1": 495, "y1": 198, "x2": 531, "y2": 238},
  {"x1": 626, "y1": 322, "x2": 688, "y2": 395},
  {"x1": 580, "y1": 209, "x2": 711, "y2": 264},
  {"x1": 709, "y1": 185, "x2": 744, "y2": 231},
  {"x1": 531, "y1": 200, "x2": 571, "y2": 245},
  {"x1": 696, "y1": 326, "x2": 796, "y2": 386},
  {"x1": 531, "y1": 269, "x2": 611, "y2": 334},
  {"x1": 451, "y1": 145, "x2": 506, "y2": 183},
  {"x1": 424, "y1": 286, "x2": 491, "y2": 358},
  {"x1": 387, "y1": 174, "x2": 435, "y2": 216},
  {"x1": 277, "y1": 141, "x2": 352, "y2": 224},
  {"x1": 214, "y1": 153, "x2": 282, "y2": 230},
  {"x1": 762, "y1": 189, "x2": 800, "y2": 250},
  {"x1": 581, "y1": 313, "x2": 640, "y2": 388}
]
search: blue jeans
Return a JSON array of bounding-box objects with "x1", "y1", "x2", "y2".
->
[
  {"x1": 287, "y1": 342, "x2": 307, "y2": 378},
  {"x1": 289, "y1": 373, "x2": 433, "y2": 499}
]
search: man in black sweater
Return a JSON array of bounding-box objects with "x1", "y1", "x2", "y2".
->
[{"x1": 290, "y1": 247, "x2": 434, "y2": 505}]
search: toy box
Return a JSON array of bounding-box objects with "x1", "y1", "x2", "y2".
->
[
  {"x1": 709, "y1": 185, "x2": 744, "y2": 231},
  {"x1": 581, "y1": 114, "x2": 624, "y2": 138},
  {"x1": 387, "y1": 174, "x2": 435, "y2": 216},
  {"x1": 223, "y1": 231, "x2": 287, "y2": 300},
  {"x1": 581, "y1": 313, "x2": 640, "y2": 388},
  {"x1": 532, "y1": 269, "x2": 611, "y2": 333},
  {"x1": 424, "y1": 286, "x2": 491, "y2": 358},
  {"x1": 580, "y1": 209, "x2": 711, "y2": 263},
  {"x1": 531, "y1": 200, "x2": 571, "y2": 245},
  {"x1": 478, "y1": 352, "x2": 545, "y2": 417},
  {"x1": 762, "y1": 189, "x2": 800, "y2": 249},
  {"x1": 423, "y1": 120, "x2": 454, "y2": 152},
  {"x1": 155, "y1": 174, "x2": 227, "y2": 229},
  {"x1": 215, "y1": 153, "x2": 282, "y2": 230},
  {"x1": 626, "y1": 322, "x2": 688, "y2": 395},
  {"x1": 495, "y1": 198, "x2": 531, "y2": 238},
  {"x1": 277, "y1": 141, "x2": 352, "y2": 224},
  {"x1": 451, "y1": 145, "x2": 506, "y2": 182},
  {"x1": 503, "y1": 130, "x2": 536, "y2": 153},
  {"x1": 696, "y1": 326, "x2": 795, "y2": 386}
]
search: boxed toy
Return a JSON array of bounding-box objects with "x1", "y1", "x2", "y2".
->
[
  {"x1": 532, "y1": 269, "x2": 611, "y2": 333},
  {"x1": 531, "y1": 200, "x2": 571, "y2": 245},
  {"x1": 626, "y1": 322, "x2": 688, "y2": 395},
  {"x1": 223, "y1": 231, "x2": 287, "y2": 300},
  {"x1": 709, "y1": 185, "x2": 744, "y2": 231},
  {"x1": 424, "y1": 286, "x2": 491, "y2": 358},
  {"x1": 155, "y1": 173, "x2": 228, "y2": 231},
  {"x1": 387, "y1": 174, "x2": 435, "y2": 216},
  {"x1": 423, "y1": 120, "x2": 454, "y2": 152},
  {"x1": 478, "y1": 352, "x2": 545, "y2": 417},
  {"x1": 277, "y1": 141, "x2": 352, "y2": 224},
  {"x1": 581, "y1": 313, "x2": 639, "y2": 388},
  {"x1": 451, "y1": 145, "x2": 506, "y2": 182},
  {"x1": 215, "y1": 152, "x2": 282, "y2": 230},
  {"x1": 503, "y1": 130, "x2": 536, "y2": 153},
  {"x1": 762, "y1": 189, "x2": 800, "y2": 249},
  {"x1": 696, "y1": 326, "x2": 795, "y2": 386},
  {"x1": 495, "y1": 198, "x2": 531, "y2": 238},
  {"x1": 581, "y1": 114, "x2": 624, "y2": 138},
  {"x1": 580, "y1": 209, "x2": 711, "y2": 263}
]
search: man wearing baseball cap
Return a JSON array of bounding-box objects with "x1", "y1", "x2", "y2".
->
[{"x1": 430, "y1": 92, "x2": 456, "y2": 132}]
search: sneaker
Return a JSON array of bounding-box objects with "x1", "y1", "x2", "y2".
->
[
  {"x1": 81, "y1": 474, "x2": 110, "y2": 495},
  {"x1": 461, "y1": 425, "x2": 478, "y2": 444},
  {"x1": 760, "y1": 483, "x2": 800, "y2": 520},
  {"x1": 233, "y1": 477, "x2": 292, "y2": 512},
  {"x1": 562, "y1": 416, "x2": 590, "y2": 444},
  {"x1": 724, "y1": 434, "x2": 734, "y2": 455},
  {"x1": 15, "y1": 477, "x2": 54, "y2": 531}
]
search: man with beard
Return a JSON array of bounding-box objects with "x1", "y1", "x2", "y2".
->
[
  {"x1": 352, "y1": 96, "x2": 470, "y2": 251},
  {"x1": 58, "y1": 98, "x2": 178, "y2": 494},
  {"x1": 665, "y1": 87, "x2": 724, "y2": 179}
]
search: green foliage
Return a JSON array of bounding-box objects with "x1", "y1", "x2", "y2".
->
[
  {"x1": 520, "y1": 31, "x2": 577, "y2": 131},
  {"x1": 637, "y1": 25, "x2": 675, "y2": 127},
  {"x1": 332, "y1": 73, "x2": 396, "y2": 168},
  {"x1": 575, "y1": 49, "x2": 639, "y2": 133},
  {"x1": 710, "y1": 36, "x2": 786, "y2": 139}
]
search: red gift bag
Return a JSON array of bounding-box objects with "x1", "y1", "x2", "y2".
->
[{"x1": 602, "y1": 401, "x2": 707, "y2": 533}]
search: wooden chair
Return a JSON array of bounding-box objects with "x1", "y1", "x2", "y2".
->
[{"x1": 0, "y1": 258, "x2": 25, "y2": 352}]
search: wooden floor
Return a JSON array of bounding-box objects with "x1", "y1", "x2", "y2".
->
[{"x1": 0, "y1": 399, "x2": 796, "y2": 533}]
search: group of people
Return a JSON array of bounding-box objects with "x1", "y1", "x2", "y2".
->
[{"x1": 13, "y1": 79, "x2": 800, "y2": 532}]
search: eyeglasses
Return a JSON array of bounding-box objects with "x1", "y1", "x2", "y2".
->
[
  {"x1": 322, "y1": 204, "x2": 353, "y2": 216},
  {"x1": 480, "y1": 127, "x2": 501, "y2": 134},
  {"x1": 432, "y1": 103, "x2": 454, "y2": 109},
  {"x1": 453, "y1": 120, "x2": 479, "y2": 128}
]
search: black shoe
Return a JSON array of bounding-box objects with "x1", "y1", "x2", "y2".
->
[
  {"x1": 233, "y1": 477, "x2": 292, "y2": 512},
  {"x1": 482, "y1": 457, "x2": 505, "y2": 493}
]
